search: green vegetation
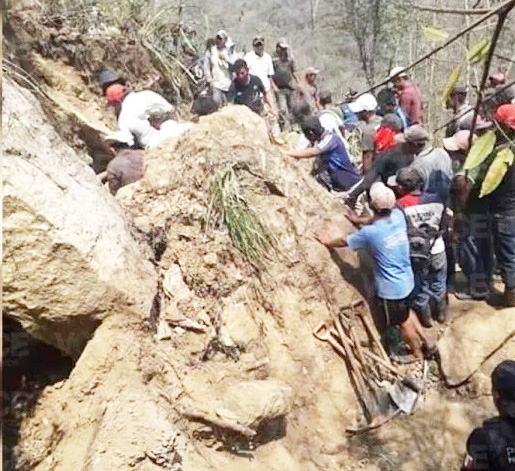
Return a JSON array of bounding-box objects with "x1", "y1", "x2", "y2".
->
[{"x1": 207, "y1": 164, "x2": 277, "y2": 270}]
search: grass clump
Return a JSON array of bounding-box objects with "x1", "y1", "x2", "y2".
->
[{"x1": 207, "y1": 164, "x2": 277, "y2": 270}]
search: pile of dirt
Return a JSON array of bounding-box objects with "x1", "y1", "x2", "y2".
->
[
  {"x1": 12, "y1": 104, "x2": 371, "y2": 471},
  {"x1": 10, "y1": 100, "x2": 499, "y2": 471}
]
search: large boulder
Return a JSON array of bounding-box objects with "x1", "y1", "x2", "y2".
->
[
  {"x1": 438, "y1": 305, "x2": 515, "y2": 386},
  {"x1": 2, "y1": 77, "x2": 157, "y2": 356}
]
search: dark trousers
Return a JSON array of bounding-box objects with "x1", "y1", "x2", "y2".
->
[
  {"x1": 458, "y1": 212, "x2": 494, "y2": 296},
  {"x1": 493, "y1": 213, "x2": 515, "y2": 290}
]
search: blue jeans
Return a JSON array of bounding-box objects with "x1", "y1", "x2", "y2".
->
[
  {"x1": 493, "y1": 213, "x2": 515, "y2": 290},
  {"x1": 411, "y1": 251, "x2": 447, "y2": 312}
]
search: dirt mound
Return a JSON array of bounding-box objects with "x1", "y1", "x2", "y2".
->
[
  {"x1": 15, "y1": 105, "x2": 371, "y2": 471},
  {"x1": 8, "y1": 75, "x2": 505, "y2": 471}
]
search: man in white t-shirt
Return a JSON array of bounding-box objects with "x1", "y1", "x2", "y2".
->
[
  {"x1": 103, "y1": 79, "x2": 191, "y2": 149},
  {"x1": 244, "y1": 36, "x2": 275, "y2": 93},
  {"x1": 244, "y1": 36, "x2": 279, "y2": 133},
  {"x1": 318, "y1": 90, "x2": 354, "y2": 161}
]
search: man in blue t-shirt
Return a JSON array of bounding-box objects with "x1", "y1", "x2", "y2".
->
[
  {"x1": 315, "y1": 181, "x2": 434, "y2": 361},
  {"x1": 286, "y1": 115, "x2": 360, "y2": 191}
]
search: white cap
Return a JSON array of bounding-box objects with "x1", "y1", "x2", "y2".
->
[
  {"x1": 106, "y1": 130, "x2": 134, "y2": 147},
  {"x1": 369, "y1": 182, "x2": 396, "y2": 210},
  {"x1": 348, "y1": 93, "x2": 378, "y2": 113},
  {"x1": 389, "y1": 66, "x2": 408, "y2": 79},
  {"x1": 216, "y1": 30, "x2": 228, "y2": 39}
]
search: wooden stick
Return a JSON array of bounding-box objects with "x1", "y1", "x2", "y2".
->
[
  {"x1": 357, "y1": 310, "x2": 392, "y2": 367},
  {"x1": 362, "y1": 350, "x2": 402, "y2": 377},
  {"x1": 411, "y1": 4, "x2": 491, "y2": 14}
]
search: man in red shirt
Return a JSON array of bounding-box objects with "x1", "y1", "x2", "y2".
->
[{"x1": 390, "y1": 67, "x2": 424, "y2": 125}]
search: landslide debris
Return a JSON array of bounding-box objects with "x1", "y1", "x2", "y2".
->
[{"x1": 2, "y1": 76, "x2": 158, "y2": 358}]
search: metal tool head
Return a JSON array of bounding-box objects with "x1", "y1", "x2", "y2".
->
[
  {"x1": 387, "y1": 379, "x2": 420, "y2": 414},
  {"x1": 313, "y1": 322, "x2": 332, "y2": 341}
]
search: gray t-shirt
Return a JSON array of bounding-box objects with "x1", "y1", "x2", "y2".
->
[
  {"x1": 410, "y1": 146, "x2": 453, "y2": 202},
  {"x1": 360, "y1": 115, "x2": 383, "y2": 152}
]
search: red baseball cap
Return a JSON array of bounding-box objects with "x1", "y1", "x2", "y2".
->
[
  {"x1": 495, "y1": 103, "x2": 515, "y2": 130},
  {"x1": 105, "y1": 83, "x2": 126, "y2": 105}
]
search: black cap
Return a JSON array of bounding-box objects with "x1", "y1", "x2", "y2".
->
[
  {"x1": 301, "y1": 115, "x2": 324, "y2": 138},
  {"x1": 98, "y1": 69, "x2": 125, "y2": 90},
  {"x1": 396, "y1": 167, "x2": 423, "y2": 191},
  {"x1": 492, "y1": 360, "x2": 515, "y2": 400},
  {"x1": 451, "y1": 85, "x2": 467, "y2": 96}
]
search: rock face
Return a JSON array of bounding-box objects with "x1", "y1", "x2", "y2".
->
[
  {"x1": 2, "y1": 77, "x2": 158, "y2": 357},
  {"x1": 438, "y1": 306, "x2": 515, "y2": 387}
]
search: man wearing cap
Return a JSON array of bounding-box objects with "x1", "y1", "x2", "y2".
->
[
  {"x1": 98, "y1": 69, "x2": 179, "y2": 149},
  {"x1": 409, "y1": 130, "x2": 453, "y2": 204},
  {"x1": 273, "y1": 38, "x2": 297, "y2": 131},
  {"x1": 204, "y1": 30, "x2": 237, "y2": 107},
  {"x1": 244, "y1": 37, "x2": 275, "y2": 95},
  {"x1": 244, "y1": 36, "x2": 279, "y2": 131},
  {"x1": 488, "y1": 104, "x2": 515, "y2": 306},
  {"x1": 297, "y1": 67, "x2": 321, "y2": 112},
  {"x1": 286, "y1": 115, "x2": 360, "y2": 192},
  {"x1": 446, "y1": 86, "x2": 475, "y2": 138},
  {"x1": 345, "y1": 125, "x2": 428, "y2": 209},
  {"x1": 348, "y1": 92, "x2": 383, "y2": 173},
  {"x1": 390, "y1": 67, "x2": 424, "y2": 125},
  {"x1": 104, "y1": 132, "x2": 144, "y2": 195},
  {"x1": 396, "y1": 167, "x2": 448, "y2": 326},
  {"x1": 315, "y1": 181, "x2": 434, "y2": 361},
  {"x1": 461, "y1": 360, "x2": 515, "y2": 471}
]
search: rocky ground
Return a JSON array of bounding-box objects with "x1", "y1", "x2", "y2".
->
[{"x1": 3, "y1": 6, "x2": 515, "y2": 470}]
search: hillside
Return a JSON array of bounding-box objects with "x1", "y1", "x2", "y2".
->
[{"x1": 3, "y1": 1, "x2": 515, "y2": 471}]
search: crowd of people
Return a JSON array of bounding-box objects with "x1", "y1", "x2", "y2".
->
[{"x1": 92, "y1": 29, "x2": 515, "y2": 470}]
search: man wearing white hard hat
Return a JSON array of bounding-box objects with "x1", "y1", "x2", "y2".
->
[
  {"x1": 348, "y1": 92, "x2": 382, "y2": 173},
  {"x1": 389, "y1": 66, "x2": 424, "y2": 125}
]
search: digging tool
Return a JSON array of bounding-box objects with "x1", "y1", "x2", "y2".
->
[
  {"x1": 313, "y1": 322, "x2": 376, "y2": 420},
  {"x1": 333, "y1": 317, "x2": 380, "y2": 419},
  {"x1": 380, "y1": 376, "x2": 422, "y2": 414},
  {"x1": 352, "y1": 300, "x2": 392, "y2": 367}
]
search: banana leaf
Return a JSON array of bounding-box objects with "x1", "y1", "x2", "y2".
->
[
  {"x1": 463, "y1": 130, "x2": 496, "y2": 170},
  {"x1": 479, "y1": 147, "x2": 514, "y2": 198}
]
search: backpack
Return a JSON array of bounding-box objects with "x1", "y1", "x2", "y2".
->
[{"x1": 401, "y1": 207, "x2": 446, "y2": 273}]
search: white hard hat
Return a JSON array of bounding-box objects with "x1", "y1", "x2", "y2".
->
[
  {"x1": 389, "y1": 66, "x2": 408, "y2": 79},
  {"x1": 348, "y1": 93, "x2": 378, "y2": 113}
]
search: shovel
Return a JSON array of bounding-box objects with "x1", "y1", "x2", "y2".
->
[{"x1": 380, "y1": 376, "x2": 423, "y2": 414}]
